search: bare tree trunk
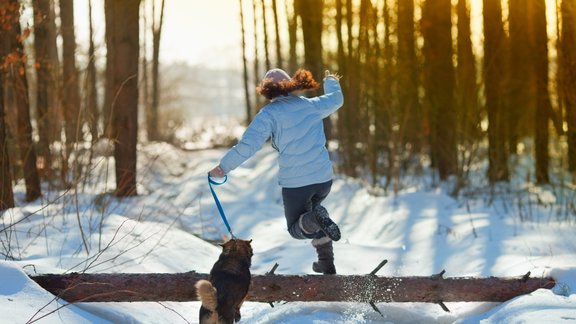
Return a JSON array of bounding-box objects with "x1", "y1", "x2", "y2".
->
[
  {"x1": 239, "y1": 0, "x2": 253, "y2": 125},
  {"x1": 271, "y1": 0, "x2": 283, "y2": 69},
  {"x1": 340, "y1": 0, "x2": 360, "y2": 177},
  {"x1": 351, "y1": 0, "x2": 376, "y2": 178},
  {"x1": 60, "y1": 0, "x2": 82, "y2": 145},
  {"x1": 59, "y1": 0, "x2": 82, "y2": 186},
  {"x1": 381, "y1": 0, "x2": 395, "y2": 191},
  {"x1": 396, "y1": 0, "x2": 419, "y2": 191},
  {"x1": 141, "y1": 0, "x2": 149, "y2": 140},
  {"x1": 294, "y1": 0, "x2": 324, "y2": 89},
  {"x1": 260, "y1": 0, "x2": 271, "y2": 71},
  {"x1": 295, "y1": 0, "x2": 331, "y2": 140},
  {"x1": 46, "y1": 0, "x2": 61, "y2": 144},
  {"x1": 108, "y1": 0, "x2": 141, "y2": 197},
  {"x1": 509, "y1": 0, "x2": 533, "y2": 154},
  {"x1": 561, "y1": 0, "x2": 576, "y2": 173},
  {"x1": 398, "y1": 0, "x2": 421, "y2": 153},
  {"x1": 533, "y1": 0, "x2": 551, "y2": 184},
  {"x1": 0, "y1": 82, "x2": 13, "y2": 210},
  {"x1": 30, "y1": 271, "x2": 556, "y2": 303},
  {"x1": 334, "y1": 0, "x2": 351, "y2": 176},
  {"x1": 422, "y1": 0, "x2": 457, "y2": 180},
  {"x1": 104, "y1": 0, "x2": 115, "y2": 139},
  {"x1": 285, "y1": 0, "x2": 298, "y2": 73},
  {"x1": 483, "y1": 0, "x2": 509, "y2": 183},
  {"x1": 252, "y1": 0, "x2": 262, "y2": 115},
  {"x1": 148, "y1": 0, "x2": 165, "y2": 142},
  {"x1": 456, "y1": 0, "x2": 479, "y2": 143},
  {"x1": 32, "y1": 0, "x2": 54, "y2": 178},
  {"x1": 0, "y1": 21, "x2": 14, "y2": 209},
  {"x1": 5, "y1": 0, "x2": 41, "y2": 201},
  {"x1": 86, "y1": 0, "x2": 99, "y2": 142},
  {"x1": 369, "y1": 0, "x2": 389, "y2": 186},
  {"x1": 346, "y1": 0, "x2": 353, "y2": 59},
  {"x1": 335, "y1": 0, "x2": 346, "y2": 76},
  {"x1": 454, "y1": 0, "x2": 479, "y2": 193}
]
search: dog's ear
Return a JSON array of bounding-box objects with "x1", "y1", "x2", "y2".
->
[
  {"x1": 219, "y1": 241, "x2": 231, "y2": 254},
  {"x1": 248, "y1": 239, "x2": 253, "y2": 243},
  {"x1": 219, "y1": 240, "x2": 230, "y2": 248}
]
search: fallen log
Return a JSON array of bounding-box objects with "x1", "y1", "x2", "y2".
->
[{"x1": 30, "y1": 270, "x2": 555, "y2": 304}]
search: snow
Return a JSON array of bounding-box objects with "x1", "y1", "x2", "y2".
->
[{"x1": 1, "y1": 142, "x2": 575, "y2": 323}]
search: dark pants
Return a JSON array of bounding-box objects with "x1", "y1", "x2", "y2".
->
[{"x1": 282, "y1": 180, "x2": 332, "y2": 239}]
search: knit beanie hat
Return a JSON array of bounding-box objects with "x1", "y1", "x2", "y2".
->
[
  {"x1": 262, "y1": 68, "x2": 290, "y2": 83},
  {"x1": 257, "y1": 68, "x2": 318, "y2": 100}
]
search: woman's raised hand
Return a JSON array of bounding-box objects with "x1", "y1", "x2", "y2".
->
[{"x1": 324, "y1": 70, "x2": 342, "y2": 80}]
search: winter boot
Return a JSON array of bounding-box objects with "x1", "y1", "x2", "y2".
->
[
  {"x1": 312, "y1": 205, "x2": 341, "y2": 241},
  {"x1": 298, "y1": 206, "x2": 341, "y2": 241},
  {"x1": 299, "y1": 209, "x2": 320, "y2": 235},
  {"x1": 312, "y1": 237, "x2": 336, "y2": 275}
]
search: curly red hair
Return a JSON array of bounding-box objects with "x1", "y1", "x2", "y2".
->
[{"x1": 256, "y1": 69, "x2": 319, "y2": 100}]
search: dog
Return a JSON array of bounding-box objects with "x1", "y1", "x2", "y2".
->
[{"x1": 195, "y1": 238, "x2": 253, "y2": 324}]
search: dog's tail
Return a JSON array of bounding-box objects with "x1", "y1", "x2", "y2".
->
[{"x1": 195, "y1": 280, "x2": 217, "y2": 311}]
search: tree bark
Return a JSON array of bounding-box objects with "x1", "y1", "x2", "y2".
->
[
  {"x1": 422, "y1": 0, "x2": 457, "y2": 180},
  {"x1": 295, "y1": 0, "x2": 323, "y2": 80},
  {"x1": 86, "y1": 0, "x2": 99, "y2": 142},
  {"x1": 334, "y1": 0, "x2": 353, "y2": 177},
  {"x1": 260, "y1": 0, "x2": 271, "y2": 71},
  {"x1": 60, "y1": 0, "x2": 81, "y2": 144},
  {"x1": 398, "y1": 0, "x2": 421, "y2": 153},
  {"x1": 337, "y1": 0, "x2": 361, "y2": 178},
  {"x1": 46, "y1": 0, "x2": 61, "y2": 144},
  {"x1": 453, "y1": 0, "x2": 480, "y2": 194},
  {"x1": 4, "y1": 0, "x2": 42, "y2": 201},
  {"x1": 533, "y1": 0, "x2": 551, "y2": 184},
  {"x1": 285, "y1": 0, "x2": 298, "y2": 74},
  {"x1": 103, "y1": 0, "x2": 116, "y2": 139},
  {"x1": 0, "y1": 75, "x2": 14, "y2": 210},
  {"x1": 148, "y1": 0, "x2": 165, "y2": 142},
  {"x1": 0, "y1": 20, "x2": 14, "y2": 210},
  {"x1": 365, "y1": 0, "x2": 386, "y2": 185},
  {"x1": 380, "y1": 0, "x2": 395, "y2": 191},
  {"x1": 108, "y1": 0, "x2": 140, "y2": 197},
  {"x1": 271, "y1": 0, "x2": 283, "y2": 69},
  {"x1": 483, "y1": 0, "x2": 509, "y2": 183},
  {"x1": 295, "y1": 0, "x2": 331, "y2": 140},
  {"x1": 59, "y1": 0, "x2": 81, "y2": 186},
  {"x1": 561, "y1": 0, "x2": 576, "y2": 173},
  {"x1": 32, "y1": 0, "x2": 54, "y2": 178},
  {"x1": 30, "y1": 271, "x2": 555, "y2": 303},
  {"x1": 239, "y1": 0, "x2": 253, "y2": 125},
  {"x1": 252, "y1": 0, "x2": 262, "y2": 116},
  {"x1": 509, "y1": 0, "x2": 533, "y2": 154},
  {"x1": 456, "y1": 0, "x2": 479, "y2": 144}
]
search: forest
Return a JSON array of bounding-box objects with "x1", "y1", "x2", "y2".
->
[
  {"x1": 1, "y1": 1, "x2": 576, "y2": 322},
  {"x1": 238, "y1": 0, "x2": 576, "y2": 197},
  {"x1": 1, "y1": 0, "x2": 575, "y2": 210}
]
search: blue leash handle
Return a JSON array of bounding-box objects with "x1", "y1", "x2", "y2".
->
[{"x1": 207, "y1": 174, "x2": 235, "y2": 238}]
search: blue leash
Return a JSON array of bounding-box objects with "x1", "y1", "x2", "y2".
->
[{"x1": 207, "y1": 174, "x2": 235, "y2": 238}]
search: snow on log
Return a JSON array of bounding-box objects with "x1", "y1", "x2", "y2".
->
[{"x1": 30, "y1": 270, "x2": 555, "y2": 304}]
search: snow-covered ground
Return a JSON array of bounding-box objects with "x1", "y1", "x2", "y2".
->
[{"x1": 1, "y1": 142, "x2": 575, "y2": 323}]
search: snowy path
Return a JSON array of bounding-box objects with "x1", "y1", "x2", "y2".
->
[{"x1": 1, "y1": 144, "x2": 574, "y2": 323}]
